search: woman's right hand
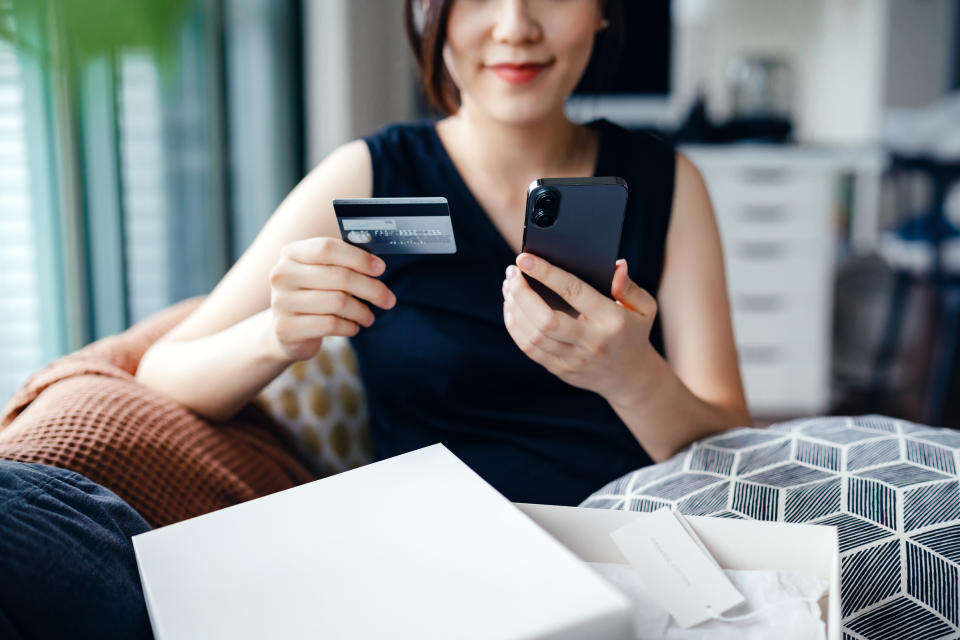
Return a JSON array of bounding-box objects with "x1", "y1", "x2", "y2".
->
[{"x1": 267, "y1": 236, "x2": 396, "y2": 362}]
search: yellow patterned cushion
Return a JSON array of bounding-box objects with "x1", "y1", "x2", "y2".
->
[{"x1": 256, "y1": 337, "x2": 372, "y2": 477}]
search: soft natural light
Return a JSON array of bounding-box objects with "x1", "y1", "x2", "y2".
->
[{"x1": 0, "y1": 40, "x2": 42, "y2": 403}]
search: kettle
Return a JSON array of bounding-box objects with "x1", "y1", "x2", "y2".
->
[{"x1": 726, "y1": 55, "x2": 793, "y2": 121}]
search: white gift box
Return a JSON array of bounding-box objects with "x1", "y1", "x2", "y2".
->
[
  {"x1": 515, "y1": 503, "x2": 840, "y2": 640},
  {"x1": 133, "y1": 444, "x2": 634, "y2": 639},
  {"x1": 134, "y1": 444, "x2": 839, "y2": 639}
]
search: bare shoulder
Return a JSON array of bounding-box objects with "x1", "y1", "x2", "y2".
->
[
  {"x1": 659, "y1": 152, "x2": 747, "y2": 419},
  {"x1": 252, "y1": 139, "x2": 373, "y2": 246},
  {"x1": 665, "y1": 152, "x2": 719, "y2": 245},
  {"x1": 310, "y1": 139, "x2": 372, "y2": 190},
  {"x1": 673, "y1": 153, "x2": 711, "y2": 211},
  {"x1": 159, "y1": 139, "x2": 373, "y2": 343},
  {"x1": 286, "y1": 140, "x2": 372, "y2": 232},
  {"x1": 675, "y1": 152, "x2": 700, "y2": 182}
]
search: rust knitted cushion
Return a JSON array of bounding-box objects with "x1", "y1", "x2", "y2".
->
[{"x1": 0, "y1": 298, "x2": 316, "y2": 527}]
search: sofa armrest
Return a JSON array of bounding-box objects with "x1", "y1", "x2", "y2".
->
[{"x1": 0, "y1": 298, "x2": 315, "y2": 527}]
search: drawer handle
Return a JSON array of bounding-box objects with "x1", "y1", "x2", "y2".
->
[
  {"x1": 735, "y1": 241, "x2": 785, "y2": 260},
  {"x1": 740, "y1": 205, "x2": 788, "y2": 223},
  {"x1": 741, "y1": 166, "x2": 790, "y2": 184},
  {"x1": 739, "y1": 345, "x2": 782, "y2": 364},
  {"x1": 735, "y1": 293, "x2": 783, "y2": 312}
]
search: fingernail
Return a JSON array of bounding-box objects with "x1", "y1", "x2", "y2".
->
[
  {"x1": 373, "y1": 258, "x2": 386, "y2": 272},
  {"x1": 517, "y1": 254, "x2": 536, "y2": 270},
  {"x1": 616, "y1": 258, "x2": 627, "y2": 267},
  {"x1": 387, "y1": 293, "x2": 397, "y2": 307},
  {"x1": 506, "y1": 265, "x2": 518, "y2": 280}
]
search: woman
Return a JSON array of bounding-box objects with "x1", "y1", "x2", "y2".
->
[{"x1": 137, "y1": 0, "x2": 750, "y2": 506}]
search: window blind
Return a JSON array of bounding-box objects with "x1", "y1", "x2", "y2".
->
[
  {"x1": 0, "y1": 29, "x2": 43, "y2": 404},
  {"x1": 117, "y1": 54, "x2": 172, "y2": 324}
]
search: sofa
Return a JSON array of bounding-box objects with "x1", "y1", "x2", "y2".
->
[
  {"x1": 0, "y1": 298, "x2": 315, "y2": 528},
  {"x1": 2, "y1": 300, "x2": 959, "y2": 639}
]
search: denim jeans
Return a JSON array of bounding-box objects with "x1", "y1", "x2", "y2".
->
[{"x1": 0, "y1": 461, "x2": 153, "y2": 639}]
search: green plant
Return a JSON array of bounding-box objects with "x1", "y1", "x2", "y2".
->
[{"x1": 0, "y1": 0, "x2": 196, "y2": 69}]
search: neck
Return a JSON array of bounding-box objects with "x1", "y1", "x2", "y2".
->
[{"x1": 439, "y1": 102, "x2": 594, "y2": 185}]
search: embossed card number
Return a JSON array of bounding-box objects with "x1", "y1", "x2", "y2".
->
[{"x1": 333, "y1": 197, "x2": 457, "y2": 256}]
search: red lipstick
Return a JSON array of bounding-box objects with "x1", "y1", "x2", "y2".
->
[{"x1": 488, "y1": 62, "x2": 551, "y2": 85}]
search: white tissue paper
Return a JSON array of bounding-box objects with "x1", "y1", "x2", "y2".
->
[{"x1": 588, "y1": 563, "x2": 828, "y2": 640}]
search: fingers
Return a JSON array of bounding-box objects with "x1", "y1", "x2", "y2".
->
[
  {"x1": 283, "y1": 236, "x2": 385, "y2": 277},
  {"x1": 503, "y1": 266, "x2": 581, "y2": 346},
  {"x1": 515, "y1": 253, "x2": 607, "y2": 316},
  {"x1": 276, "y1": 263, "x2": 396, "y2": 310},
  {"x1": 504, "y1": 298, "x2": 572, "y2": 358},
  {"x1": 269, "y1": 237, "x2": 393, "y2": 358},
  {"x1": 276, "y1": 313, "x2": 362, "y2": 342},
  {"x1": 275, "y1": 289, "x2": 376, "y2": 328},
  {"x1": 502, "y1": 300, "x2": 569, "y2": 369},
  {"x1": 611, "y1": 259, "x2": 658, "y2": 317}
]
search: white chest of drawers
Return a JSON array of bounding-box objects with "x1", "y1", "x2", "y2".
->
[{"x1": 682, "y1": 146, "x2": 841, "y2": 417}]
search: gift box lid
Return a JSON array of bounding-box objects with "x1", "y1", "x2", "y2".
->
[{"x1": 134, "y1": 444, "x2": 633, "y2": 640}]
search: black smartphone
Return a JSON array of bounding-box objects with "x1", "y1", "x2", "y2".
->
[{"x1": 520, "y1": 177, "x2": 628, "y2": 315}]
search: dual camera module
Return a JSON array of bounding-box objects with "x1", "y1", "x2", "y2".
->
[{"x1": 531, "y1": 188, "x2": 560, "y2": 228}]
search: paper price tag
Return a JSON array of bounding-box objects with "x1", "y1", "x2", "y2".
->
[{"x1": 609, "y1": 509, "x2": 745, "y2": 628}]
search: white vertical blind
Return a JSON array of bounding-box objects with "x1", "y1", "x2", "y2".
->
[
  {"x1": 117, "y1": 54, "x2": 172, "y2": 324},
  {"x1": 0, "y1": 34, "x2": 43, "y2": 404}
]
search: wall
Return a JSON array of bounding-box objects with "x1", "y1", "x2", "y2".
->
[
  {"x1": 225, "y1": 0, "x2": 303, "y2": 256},
  {"x1": 304, "y1": 0, "x2": 417, "y2": 167},
  {"x1": 884, "y1": 0, "x2": 957, "y2": 107},
  {"x1": 303, "y1": 0, "x2": 960, "y2": 148},
  {"x1": 673, "y1": 0, "x2": 890, "y2": 145}
]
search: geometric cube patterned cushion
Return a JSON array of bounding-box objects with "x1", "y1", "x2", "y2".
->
[
  {"x1": 256, "y1": 337, "x2": 373, "y2": 477},
  {"x1": 582, "y1": 415, "x2": 960, "y2": 640}
]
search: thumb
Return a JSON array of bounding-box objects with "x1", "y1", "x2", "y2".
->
[{"x1": 611, "y1": 259, "x2": 656, "y2": 316}]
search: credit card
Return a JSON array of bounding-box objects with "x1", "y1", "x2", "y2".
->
[{"x1": 333, "y1": 197, "x2": 457, "y2": 255}]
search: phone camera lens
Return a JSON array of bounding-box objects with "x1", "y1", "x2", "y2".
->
[
  {"x1": 533, "y1": 210, "x2": 556, "y2": 228},
  {"x1": 535, "y1": 193, "x2": 557, "y2": 210},
  {"x1": 532, "y1": 189, "x2": 559, "y2": 228}
]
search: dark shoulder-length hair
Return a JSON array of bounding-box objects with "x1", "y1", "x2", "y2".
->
[{"x1": 403, "y1": 0, "x2": 624, "y2": 115}]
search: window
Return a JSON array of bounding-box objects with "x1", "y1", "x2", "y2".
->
[
  {"x1": 117, "y1": 54, "x2": 173, "y2": 324},
  {"x1": 0, "y1": 0, "x2": 304, "y2": 406},
  {"x1": 0, "y1": 34, "x2": 42, "y2": 402}
]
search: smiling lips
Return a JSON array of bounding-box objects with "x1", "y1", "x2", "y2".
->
[{"x1": 488, "y1": 62, "x2": 551, "y2": 85}]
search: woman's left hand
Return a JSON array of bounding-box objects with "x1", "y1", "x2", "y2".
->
[{"x1": 502, "y1": 253, "x2": 660, "y2": 405}]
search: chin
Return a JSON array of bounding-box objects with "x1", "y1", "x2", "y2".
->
[
  {"x1": 470, "y1": 90, "x2": 570, "y2": 126},
  {"x1": 489, "y1": 104, "x2": 556, "y2": 126}
]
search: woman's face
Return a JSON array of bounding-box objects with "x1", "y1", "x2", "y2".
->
[{"x1": 442, "y1": 0, "x2": 604, "y2": 124}]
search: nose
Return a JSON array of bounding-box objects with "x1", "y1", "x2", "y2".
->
[{"x1": 491, "y1": 0, "x2": 542, "y2": 44}]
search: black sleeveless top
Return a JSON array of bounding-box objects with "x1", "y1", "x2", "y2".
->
[{"x1": 354, "y1": 119, "x2": 675, "y2": 506}]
